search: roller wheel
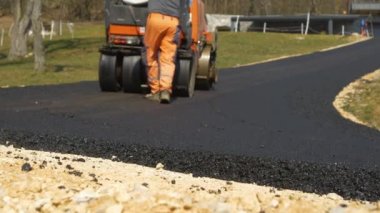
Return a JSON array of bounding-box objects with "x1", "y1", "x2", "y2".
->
[
  {"x1": 196, "y1": 46, "x2": 217, "y2": 90},
  {"x1": 99, "y1": 54, "x2": 120, "y2": 92},
  {"x1": 175, "y1": 55, "x2": 197, "y2": 98},
  {"x1": 122, "y1": 56, "x2": 142, "y2": 93},
  {"x1": 210, "y1": 50, "x2": 218, "y2": 84}
]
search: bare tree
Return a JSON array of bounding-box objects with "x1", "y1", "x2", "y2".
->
[
  {"x1": 8, "y1": 0, "x2": 33, "y2": 60},
  {"x1": 0, "y1": 0, "x2": 11, "y2": 16},
  {"x1": 8, "y1": 0, "x2": 45, "y2": 72},
  {"x1": 31, "y1": 0, "x2": 44, "y2": 71},
  {"x1": 310, "y1": 0, "x2": 319, "y2": 13},
  {"x1": 261, "y1": 0, "x2": 272, "y2": 15}
]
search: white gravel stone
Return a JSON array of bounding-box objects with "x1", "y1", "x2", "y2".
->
[
  {"x1": 213, "y1": 202, "x2": 232, "y2": 213},
  {"x1": 156, "y1": 163, "x2": 165, "y2": 170},
  {"x1": 72, "y1": 189, "x2": 99, "y2": 203},
  {"x1": 105, "y1": 204, "x2": 123, "y2": 213},
  {"x1": 271, "y1": 199, "x2": 280, "y2": 208},
  {"x1": 329, "y1": 206, "x2": 346, "y2": 213},
  {"x1": 34, "y1": 198, "x2": 51, "y2": 210},
  {"x1": 326, "y1": 193, "x2": 343, "y2": 201},
  {"x1": 115, "y1": 192, "x2": 132, "y2": 203}
]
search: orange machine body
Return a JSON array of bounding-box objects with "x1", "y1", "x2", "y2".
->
[{"x1": 107, "y1": 0, "x2": 214, "y2": 50}]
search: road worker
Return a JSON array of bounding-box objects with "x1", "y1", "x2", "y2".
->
[{"x1": 144, "y1": 0, "x2": 182, "y2": 104}]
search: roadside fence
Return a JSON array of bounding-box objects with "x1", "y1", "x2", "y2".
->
[{"x1": 37, "y1": 20, "x2": 75, "y2": 40}]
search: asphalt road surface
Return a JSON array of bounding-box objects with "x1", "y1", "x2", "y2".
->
[{"x1": 1, "y1": 31, "x2": 380, "y2": 200}]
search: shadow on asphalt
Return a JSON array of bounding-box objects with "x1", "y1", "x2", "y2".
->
[{"x1": 1, "y1": 129, "x2": 379, "y2": 202}]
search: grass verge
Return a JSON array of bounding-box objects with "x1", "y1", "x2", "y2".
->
[
  {"x1": 217, "y1": 32, "x2": 359, "y2": 68},
  {"x1": 339, "y1": 70, "x2": 380, "y2": 130},
  {"x1": 0, "y1": 22, "x2": 360, "y2": 87},
  {"x1": 0, "y1": 22, "x2": 104, "y2": 87}
]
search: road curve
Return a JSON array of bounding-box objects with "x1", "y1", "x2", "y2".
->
[{"x1": 1, "y1": 31, "x2": 380, "y2": 200}]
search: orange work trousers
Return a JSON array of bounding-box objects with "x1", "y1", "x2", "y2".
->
[{"x1": 144, "y1": 13, "x2": 179, "y2": 94}]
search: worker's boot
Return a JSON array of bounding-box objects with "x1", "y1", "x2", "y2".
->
[
  {"x1": 145, "y1": 93, "x2": 161, "y2": 102},
  {"x1": 160, "y1": 90, "x2": 171, "y2": 104}
]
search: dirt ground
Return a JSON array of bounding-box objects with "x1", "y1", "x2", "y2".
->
[{"x1": 0, "y1": 144, "x2": 379, "y2": 213}]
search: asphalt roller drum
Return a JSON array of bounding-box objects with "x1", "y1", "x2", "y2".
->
[
  {"x1": 174, "y1": 54, "x2": 197, "y2": 98},
  {"x1": 122, "y1": 55, "x2": 143, "y2": 93},
  {"x1": 99, "y1": 54, "x2": 121, "y2": 92},
  {"x1": 196, "y1": 45, "x2": 218, "y2": 90}
]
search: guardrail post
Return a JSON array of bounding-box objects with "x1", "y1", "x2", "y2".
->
[
  {"x1": 305, "y1": 12, "x2": 310, "y2": 35},
  {"x1": 235, "y1": 15, "x2": 240, "y2": 32},
  {"x1": 230, "y1": 18, "x2": 235, "y2": 32},
  {"x1": 263, "y1": 22, "x2": 267, "y2": 33},
  {"x1": 328, "y1": 19, "x2": 333, "y2": 35}
]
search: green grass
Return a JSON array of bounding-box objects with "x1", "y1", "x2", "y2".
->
[
  {"x1": 342, "y1": 72, "x2": 380, "y2": 130},
  {"x1": 0, "y1": 22, "x2": 104, "y2": 87},
  {"x1": 217, "y1": 32, "x2": 356, "y2": 68},
  {"x1": 0, "y1": 23, "x2": 358, "y2": 87}
]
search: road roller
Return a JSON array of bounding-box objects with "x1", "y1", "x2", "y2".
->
[{"x1": 99, "y1": 0, "x2": 218, "y2": 97}]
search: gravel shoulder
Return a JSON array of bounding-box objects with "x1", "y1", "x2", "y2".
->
[{"x1": 1, "y1": 145, "x2": 379, "y2": 212}]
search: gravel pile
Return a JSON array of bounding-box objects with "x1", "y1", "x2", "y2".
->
[
  {"x1": 1, "y1": 145, "x2": 379, "y2": 212},
  {"x1": 0, "y1": 129, "x2": 379, "y2": 202}
]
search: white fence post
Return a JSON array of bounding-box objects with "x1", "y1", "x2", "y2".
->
[
  {"x1": 0, "y1": 28, "x2": 4, "y2": 47},
  {"x1": 342, "y1": 25, "x2": 345, "y2": 36},
  {"x1": 50, "y1": 20, "x2": 55, "y2": 40},
  {"x1": 305, "y1": 12, "x2": 310, "y2": 35},
  {"x1": 59, "y1": 20, "x2": 63, "y2": 36},
  {"x1": 67, "y1": 23, "x2": 75, "y2": 39},
  {"x1": 41, "y1": 23, "x2": 45, "y2": 39},
  {"x1": 263, "y1": 22, "x2": 267, "y2": 33},
  {"x1": 235, "y1": 15, "x2": 240, "y2": 32},
  {"x1": 301, "y1": 23, "x2": 304, "y2": 35}
]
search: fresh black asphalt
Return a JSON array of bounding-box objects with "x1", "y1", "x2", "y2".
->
[{"x1": 1, "y1": 30, "x2": 380, "y2": 201}]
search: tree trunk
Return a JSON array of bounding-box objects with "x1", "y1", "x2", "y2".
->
[
  {"x1": 8, "y1": 0, "x2": 33, "y2": 60},
  {"x1": 310, "y1": 0, "x2": 320, "y2": 14},
  {"x1": 31, "y1": 0, "x2": 45, "y2": 72},
  {"x1": 8, "y1": 0, "x2": 45, "y2": 71}
]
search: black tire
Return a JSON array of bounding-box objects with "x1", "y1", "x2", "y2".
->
[
  {"x1": 210, "y1": 49, "x2": 218, "y2": 84},
  {"x1": 195, "y1": 79, "x2": 212, "y2": 90},
  {"x1": 175, "y1": 55, "x2": 196, "y2": 98},
  {"x1": 99, "y1": 54, "x2": 119, "y2": 92},
  {"x1": 122, "y1": 56, "x2": 142, "y2": 93}
]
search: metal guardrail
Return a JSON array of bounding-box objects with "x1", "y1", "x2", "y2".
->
[
  {"x1": 229, "y1": 14, "x2": 369, "y2": 35},
  {"x1": 351, "y1": 3, "x2": 380, "y2": 11}
]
